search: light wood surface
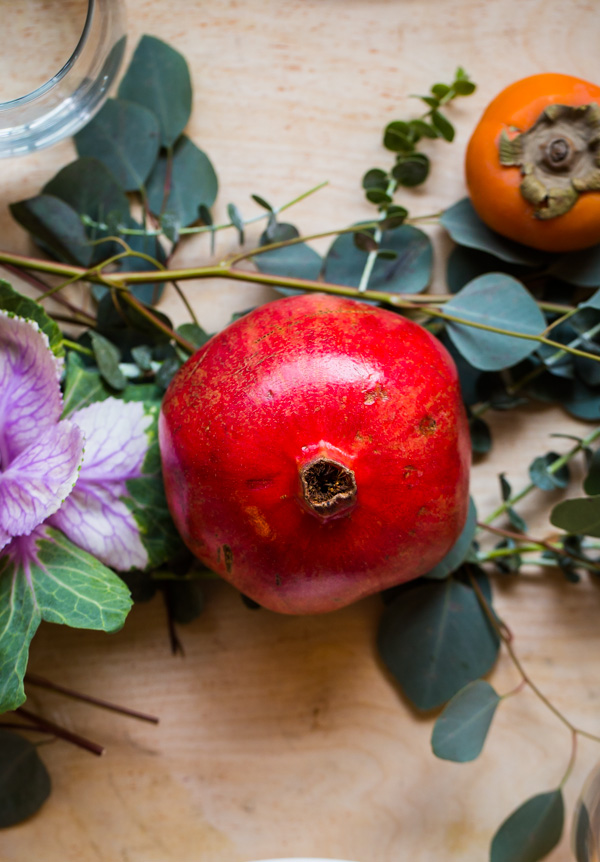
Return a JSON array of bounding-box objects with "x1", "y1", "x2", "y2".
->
[{"x1": 2, "y1": 1, "x2": 600, "y2": 860}]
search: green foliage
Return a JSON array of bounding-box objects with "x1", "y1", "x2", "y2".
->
[
  {"x1": 117, "y1": 34, "x2": 192, "y2": 148},
  {"x1": 377, "y1": 571, "x2": 499, "y2": 710},
  {"x1": 0, "y1": 528, "x2": 132, "y2": 712},
  {"x1": 146, "y1": 135, "x2": 218, "y2": 226},
  {"x1": 10, "y1": 194, "x2": 93, "y2": 267},
  {"x1": 529, "y1": 452, "x2": 570, "y2": 491},
  {"x1": 0, "y1": 280, "x2": 64, "y2": 357},
  {"x1": 431, "y1": 680, "x2": 500, "y2": 761},
  {"x1": 74, "y1": 98, "x2": 161, "y2": 191},
  {"x1": 551, "y1": 496, "x2": 600, "y2": 537},
  {"x1": 89, "y1": 330, "x2": 127, "y2": 391},
  {"x1": 490, "y1": 790, "x2": 564, "y2": 862},
  {"x1": 444, "y1": 274, "x2": 546, "y2": 371},
  {"x1": 0, "y1": 730, "x2": 51, "y2": 827}
]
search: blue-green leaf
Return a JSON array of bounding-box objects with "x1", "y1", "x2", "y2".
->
[
  {"x1": 549, "y1": 244, "x2": 600, "y2": 288},
  {"x1": 444, "y1": 274, "x2": 547, "y2": 371},
  {"x1": 441, "y1": 198, "x2": 548, "y2": 266},
  {"x1": 74, "y1": 98, "x2": 160, "y2": 191},
  {"x1": 117, "y1": 35, "x2": 192, "y2": 148},
  {"x1": 10, "y1": 194, "x2": 93, "y2": 267},
  {"x1": 431, "y1": 679, "x2": 500, "y2": 761},
  {"x1": 252, "y1": 223, "x2": 322, "y2": 295},
  {"x1": 529, "y1": 452, "x2": 569, "y2": 491},
  {"x1": 377, "y1": 572, "x2": 499, "y2": 711},
  {"x1": 323, "y1": 224, "x2": 432, "y2": 294},
  {"x1": 0, "y1": 730, "x2": 51, "y2": 827},
  {"x1": 491, "y1": 790, "x2": 564, "y2": 862},
  {"x1": 146, "y1": 135, "x2": 218, "y2": 227},
  {"x1": 425, "y1": 497, "x2": 477, "y2": 579}
]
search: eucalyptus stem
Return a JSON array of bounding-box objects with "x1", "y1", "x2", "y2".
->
[
  {"x1": 357, "y1": 178, "x2": 398, "y2": 293},
  {"x1": 477, "y1": 521, "x2": 600, "y2": 573},
  {"x1": 468, "y1": 569, "x2": 600, "y2": 745},
  {"x1": 482, "y1": 426, "x2": 600, "y2": 526},
  {"x1": 62, "y1": 339, "x2": 93, "y2": 357}
]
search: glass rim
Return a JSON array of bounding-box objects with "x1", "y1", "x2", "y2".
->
[{"x1": 0, "y1": 0, "x2": 95, "y2": 111}]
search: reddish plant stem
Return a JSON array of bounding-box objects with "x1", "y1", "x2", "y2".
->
[
  {"x1": 24, "y1": 673, "x2": 159, "y2": 724},
  {"x1": 1, "y1": 261, "x2": 96, "y2": 325},
  {"x1": 478, "y1": 521, "x2": 600, "y2": 573},
  {"x1": 16, "y1": 707, "x2": 105, "y2": 756}
]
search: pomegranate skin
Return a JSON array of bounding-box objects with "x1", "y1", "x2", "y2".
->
[{"x1": 158, "y1": 293, "x2": 471, "y2": 615}]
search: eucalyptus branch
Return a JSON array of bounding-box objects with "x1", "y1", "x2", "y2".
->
[
  {"x1": 477, "y1": 521, "x2": 600, "y2": 573},
  {"x1": 482, "y1": 426, "x2": 600, "y2": 526},
  {"x1": 467, "y1": 568, "x2": 600, "y2": 745},
  {"x1": 81, "y1": 180, "x2": 330, "y2": 240},
  {"x1": 358, "y1": 178, "x2": 398, "y2": 293}
]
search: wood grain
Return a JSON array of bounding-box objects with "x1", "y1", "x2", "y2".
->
[{"x1": 2, "y1": 1, "x2": 600, "y2": 860}]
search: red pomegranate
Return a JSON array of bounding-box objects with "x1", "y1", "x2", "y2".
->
[{"x1": 159, "y1": 293, "x2": 470, "y2": 614}]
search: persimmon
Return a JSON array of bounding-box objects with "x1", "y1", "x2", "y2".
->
[{"x1": 465, "y1": 73, "x2": 600, "y2": 252}]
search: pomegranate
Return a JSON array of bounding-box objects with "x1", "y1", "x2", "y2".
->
[{"x1": 158, "y1": 293, "x2": 470, "y2": 614}]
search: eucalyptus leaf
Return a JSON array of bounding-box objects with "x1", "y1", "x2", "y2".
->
[
  {"x1": 253, "y1": 223, "x2": 322, "y2": 294},
  {"x1": 111, "y1": 225, "x2": 167, "y2": 306},
  {"x1": 0, "y1": 280, "x2": 64, "y2": 358},
  {"x1": 550, "y1": 496, "x2": 600, "y2": 537},
  {"x1": 431, "y1": 679, "x2": 500, "y2": 761},
  {"x1": 490, "y1": 790, "x2": 564, "y2": 862},
  {"x1": 10, "y1": 194, "x2": 93, "y2": 267},
  {"x1": 430, "y1": 109, "x2": 454, "y2": 141},
  {"x1": 377, "y1": 572, "x2": 499, "y2": 711},
  {"x1": 118, "y1": 35, "x2": 192, "y2": 148},
  {"x1": 0, "y1": 527, "x2": 132, "y2": 712},
  {"x1": 444, "y1": 274, "x2": 547, "y2": 371},
  {"x1": 323, "y1": 224, "x2": 432, "y2": 294},
  {"x1": 362, "y1": 168, "x2": 389, "y2": 191},
  {"x1": 146, "y1": 136, "x2": 218, "y2": 226},
  {"x1": 74, "y1": 98, "x2": 160, "y2": 191},
  {"x1": 441, "y1": 198, "x2": 548, "y2": 266},
  {"x1": 549, "y1": 244, "x2": 600, "y2": 288},
  {"x1": 446, "y1": 245, "x2": 525, "y2": 294},
  {"x1": 529, "y1": 452, "x2": 570, "y2": 491},
  {"x1": 0, "y1": 730, "x2": 51, "y2": 827},
  {"x1": 424, "y1": 497, "x2": 477, "y2": 579},
  {"x1": 89, "y1": 331, "x2": 127, "y2": 391},
  {"x1": 392, "y1": 153, "x2": 430, "y2": 187},
  {"x1": 470, "y1": 416, "x2": 492, "y2": 455},
  {"x1": 383, "y1": 121, "x2": 414, "y2": 152}
]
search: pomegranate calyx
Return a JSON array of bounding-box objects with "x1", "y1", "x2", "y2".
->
[{"x1": 299, "y1": 456, "x2": 357, "y2": 521}]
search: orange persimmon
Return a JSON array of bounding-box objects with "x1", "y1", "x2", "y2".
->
[{"x1": 465, "y1": 73, "x2": 600, "y2": 252}]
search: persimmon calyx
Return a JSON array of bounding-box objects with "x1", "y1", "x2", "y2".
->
[{"x1": 498, "y1": 102, "x2": 600, "y2": 219}]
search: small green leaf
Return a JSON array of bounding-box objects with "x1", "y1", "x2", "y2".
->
[
  {"x1": 490, "y1": 790, "x2": 564, "y2": 862},
  {"x1": 0, "y1": 730, "x2": 51, "y2": 827},
  {"x1": 453, "y1": 79, "x2": 476, "y2": 96},
  {"x1": 444, "y1": 274, "x2": 547, "y2": 371},
  {"x1": 365, "y1": 189, "x2": 392, "y2": 205},
  {"x1": 441, "y1": 198, "x2": 548, "y2": 266},
  {"x1": 529, "y1": 452, "x2": 570, "y2": 491},
  {"x1": 551, "y1": 496, "x2": 600, "y2": 537},
  {"x1": 118, "y1": 35, "x2": 192, "y2": 148},
  {"x1": 418, "y1": 95, "x2": 440, "y2": 109},
  {"x1": 431, "y1": 83, "x2": 451, "y2": 99},
  {"x1": 74, "y1": 98, "x2": 161, "y2": 191},
  {"x1": 176, "y1": 323, "x2": 210, "y2": 350},
  {"x1": 409, "y1": 119, "x2": 438, "y2": 139},
  {"x1": 354, "y1": 231, "x2": 378, "y2": 253},
  {"x1": 251, "y1": 194, "x2": 273, "y2": 211},
  {"x1": 379, "y1": 205, "x2": 408, "y2": 230},
  {"x1": 431, "y1": 680, "x2": 500, "y2": 761},
  {"x1": 10, "y1": 194, "x2": 93, "y2": 267},
  {"x1": 425, "y1": 497, "x2": 477, "y2": 579},
  {"x1": 89, "y1": 331, "x2": 127, "y2": 391},
  {"x1": 362, "y1": 168, "x2": 389, "y2": 191},
  {"x1": 430, "y1": 110, "x2": 455, "y2": 141},
  {"x1": 0, "y1": 280, "x2": 64, "y2": 358},
  {"x1": 377, "y1": 572, "x2": 499, "y2": 711},
  {"x1": 383, "y1": 121, "x2": 414, "y2": 152},
  {"x1": 227, "y1": 202, "x2": 245, "y2": 244},
  {"x1": 146, "y1": 136, "x2": 218, "y2": 226},
  {"x1": 392, "y1": 153, "x2": 430, "y2": 187}
]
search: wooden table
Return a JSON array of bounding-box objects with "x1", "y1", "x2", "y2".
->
[{"x1": 2, "y1": 1, "x2": 600, "y2": 859}]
